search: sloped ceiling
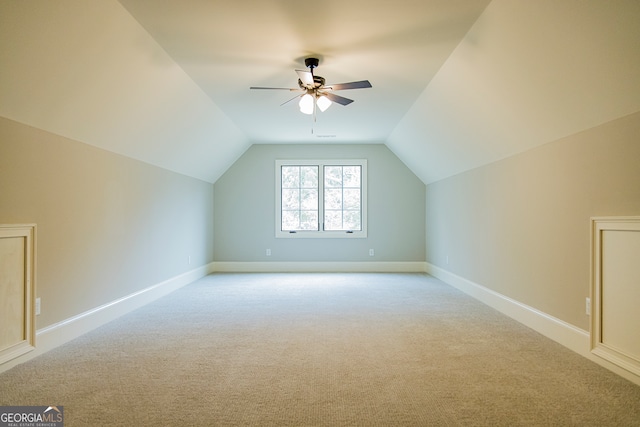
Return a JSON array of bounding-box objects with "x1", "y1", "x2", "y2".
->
[
  {"x1": 388, "y1": 0, "x2": 640, "y2": 183},
  {"x1": 0, "y1": 0, "x2": 248, "y2": 183},
  {"x1": 1, "y1": 1, "x2": 639, "y2": 184}
]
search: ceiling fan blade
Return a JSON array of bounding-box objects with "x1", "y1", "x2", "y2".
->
[
  {"x1": 326, "y1": 80, "x2": 372, "y2": 91},
  {"x1": 296, "y1": 69, "x2": 314, "y2": 86},
  {"x1": 280, "y1": 94, "x2": 302, "y2": 106},
  {"x1": 324, "y1": 92, "x2": 354, "y2": 106},
  {"x1": 250, "y1": 86, "x2": 301, "y2": 91}
]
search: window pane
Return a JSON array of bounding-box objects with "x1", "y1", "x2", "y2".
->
[
  {"x1": 282, "y1": 166, "x2": 300, "y2": 188},
  {"x1": 343, "y1": 189, "x2": 360, "y2": 210},
  {"x1": 324, "y1": 210, "x2": 342, "y2": 230},
  {"x1": 325, "y1": 188, "x2": 342, "y2": 210},
  {"x1": 324, "y1": 166, "x2": 342, "y2": 188},
  {"x1": 282, "y1": 189, "x2": 299, "y2": 210},
  {"x1": 343, "y1": 166, "x2": 361, "y2": 187},
  {"x1": 301, "y1": 166, "x2": 318, "y2": 188},
  {"x1": 300, "y1": 211, "x2": 319, "y2": 230},
  {"x1": 343, "y1": 210, "x2": 361, "y2": 230},
  {"x1": 300, "y1": 189, "x2": 318, "y2": 210},
  {"x1": 282, "y1": 211, "x2": 299, "y2": 230}
]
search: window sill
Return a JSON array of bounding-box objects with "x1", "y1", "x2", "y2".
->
[{"x1": 276, "y1": 230, "x2": 367, "y2": 239}]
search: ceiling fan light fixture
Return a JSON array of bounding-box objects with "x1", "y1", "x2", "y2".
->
[
  {"x1": 299, "y1": 93, "x2": 314, "y2": 115},
  {"x1": 251, "y1": 57, "x2": 371, "y2": 117},
  {"x1": 317, "y1": 95, "x2": 332, "y2": 112}
]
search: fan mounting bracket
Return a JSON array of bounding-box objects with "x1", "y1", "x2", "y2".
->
[{"x1": 305, "y1": 57, "x2": 320, "y2": 70}]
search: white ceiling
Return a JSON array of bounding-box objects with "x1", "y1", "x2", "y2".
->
[{"x1": 1, "y1": 1, "x2": 639, "y2": 184}]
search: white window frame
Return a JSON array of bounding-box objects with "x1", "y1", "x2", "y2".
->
[{"x1": 275, "y1": 159, "x2": 367, "y2": 238}]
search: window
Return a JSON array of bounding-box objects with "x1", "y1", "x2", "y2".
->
[{"x1": 276, "y1": 159, "x2": 367, "y2": 238}]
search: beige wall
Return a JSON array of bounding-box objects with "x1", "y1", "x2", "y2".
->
[
  {"x1": 425, "y1": 112, "x2": 640, "y2": 330},
  {"x1": 0, "y1": 117, "x2": 214, "y2": 329}
]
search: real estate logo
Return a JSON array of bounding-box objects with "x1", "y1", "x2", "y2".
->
[{"x1": 0, "y1": 406, "x2": 63, "y2": 427}]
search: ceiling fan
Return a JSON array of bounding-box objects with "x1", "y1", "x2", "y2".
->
[{"x1": 250, "y1": 57, "x2": 372, "y2": 115}]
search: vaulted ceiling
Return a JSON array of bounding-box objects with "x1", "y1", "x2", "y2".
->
[{"x1": 1, "y1": 1, "x2": 639, "y2": 184}]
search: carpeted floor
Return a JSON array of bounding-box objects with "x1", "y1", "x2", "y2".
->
[{"x1": 1, "y1": 273, "x2": 639, "y2": 426}]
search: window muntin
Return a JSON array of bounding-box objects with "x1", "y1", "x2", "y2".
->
[{"x1": 276, "y1": 159, "x2": 367, "y2": 238}]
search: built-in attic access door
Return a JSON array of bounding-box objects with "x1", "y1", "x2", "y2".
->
[
  {"x1": 591, "y1": 217, "x2": 640, "y2": 377},
  {"x1": 0, "y1": 224, "x2": 36, "y2": 365}
]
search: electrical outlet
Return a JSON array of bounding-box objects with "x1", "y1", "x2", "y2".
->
[
  {"x1": 369, "y1": 249, "x2": 374, "y2": 256},
  {"x1": 586, "y1": 297, "x2": 591, "y2": 315},
  {"x1": 266, "y1": 249, "x2": 271, "y2": 256},
  {"x1": 35, "y1": 298, "x2": 41, "y2": 315},
  {"x1": 188, "y1": 255, "x2": 191, "y2": 265},
  {"x1": 446, "y1": 255, "x2": 449, "y2": 265}
]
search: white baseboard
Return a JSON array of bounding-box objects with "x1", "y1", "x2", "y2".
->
[
  {"x1": 5, "y1": 260, "x2": 637, "y2": 386},
  {"x1": 0, "y1": 262, "x2": 215, "y2": 374},
  {"x1": 212, "y1": 261, "x2": 427, "y2": 273},
  {"x1": 425, "y1": 262, "x2": 640, "y2": 386}
]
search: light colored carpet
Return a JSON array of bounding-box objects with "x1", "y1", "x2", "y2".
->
[{"x1": 1, "y1": 273, "x2": 639, "y2": 426}]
